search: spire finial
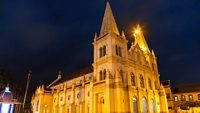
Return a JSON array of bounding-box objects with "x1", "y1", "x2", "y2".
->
[
  {"x1": 122, "y1": 30, "x2": 126, "y2": 37},
  {"x1": 100, "y1": 2, "x2": 119, "y2": 36},
  {"x1": 94, "y1": 32, "x2": 97, "y2": 41},
  {"x1": 58, "y1": 71, "x2": 62, "y2": 79}
]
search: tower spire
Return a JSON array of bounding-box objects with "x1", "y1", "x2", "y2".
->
[
  {"x1": 133, "y1": 24, "x2": 150, "y2": 53},
  {"x1": 100, "y1": 2, "x2": 120, "y2": 36}
]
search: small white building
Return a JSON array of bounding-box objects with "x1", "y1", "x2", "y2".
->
[{"x1": 0, "y1": 85, "x2": 20, "y2": 113}]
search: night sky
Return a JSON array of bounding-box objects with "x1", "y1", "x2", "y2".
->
[{"x1": 0, "y1": 0, "x2": 200, "y2": 90}]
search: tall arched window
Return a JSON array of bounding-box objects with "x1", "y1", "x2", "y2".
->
[
  {"x1": 148, "y1": 78, "x2": 152, "y2": 90},
  {"x1": 142, "y1": 97, "x2": 147, "y2": 113},
  {"x1": 99, "y1": 71, "x2": 103, "y2": 81},
  {"x1": 99, "y1": 47, "x2": 103, "y2": 57},
  {"x1": 130, "y1": 72, "x2": 136, "y2": 86},
  {"x1": 103, "y1": 46, "x2": 106, "y2": 56},
  {"x1": 115, "y1": 45, "x2": 118, "y2": 56},
  {"x1": 140, "y1": 75, "x2": 145, "y2": 88},
  {"x1": 151, "y1": 99, "x2": 155, "y2": 113},
  {"x1": 132, "y1": 97, "x2": 138, "y2": 113},
  {"x1": 116, "y1": 45, "x2": 122, "y2": 57},
  {"x1": 119, "y1": 46, "x2": 122, "y2": 57},
  {"x1": 103, "y1": 69, "x2": 106, "y2": 80}
]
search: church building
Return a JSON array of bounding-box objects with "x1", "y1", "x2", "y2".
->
[{"x1": 31, "y1": 2, "x2": 168, "y2": 113}]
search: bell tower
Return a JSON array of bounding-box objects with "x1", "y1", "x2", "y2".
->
[{"x1": 93, "y1": 2, "x2": 128, "y2": 82}]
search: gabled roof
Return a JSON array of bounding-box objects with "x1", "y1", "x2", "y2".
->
[
  {"x1": 48, "y1": 66, "x2": 93, "y2": 87},
  {"x1": 100, "y1": 2, "x2": 119, "y2": 36},
  {"x1": 173, "y1": 84, "x2": 200, "y2": 93}
]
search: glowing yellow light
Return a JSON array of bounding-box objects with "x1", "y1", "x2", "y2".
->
[
  {"x1": 134, "y1": 28, "x2": 140, "y2": 34},
  {"x1": 133, "y1": 24, "x2": 142, "y2": 37}
]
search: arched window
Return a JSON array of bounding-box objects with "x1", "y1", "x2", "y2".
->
[
  {"x1": 115, "y1": 45, "x2": 118, "y2": 56},
  {"x1": 103, "y1": 46, "x2": 106, "y2": 56},
  {"x1": 189, "y1": 95, "x2": 193, "y2": 101},
  {"x1": 130, "y1": 72, "x2": 136, "y2": 86},
  {"x1": 142, "y1": 97, "x2": 147, "y2": 113},
  {"x1": 99, "y1": 71, "x2": 103, "y2": 81},
  {"x1": 181, "y1": 95, "x2": 186, "y2": 101},
  {"x1": 119, "y1": 46, "x2": 122, "y2": 57},
  {"x1": 174, "y1": 96, "x2": 178, "y2": 102},
  {"x1": 140, "y1": 75, "x2": 145, "y2": 88},
  {"x1": 132, "y1": 97, "x2": 138, "y2": 113},
  {"x1": 148, "y1": 78, "x2": 152, "y2": 90},
  {"x1": 115, "y1": 45, "x2": 123, "y2": 57},
  {"x1": 103, "y1": 69, "x2": 106, "y2": 80},
  {"x1": 99, "y1": 47, "x2": 103, "y2": 57},
  {"x1": 150, "y1": 99, "x2": 155, "y2": 113}
]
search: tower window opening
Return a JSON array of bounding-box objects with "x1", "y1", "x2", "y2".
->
[
  {"x1": 103, "y1": 69, "x2": 106, "y2": 80},
  {"x1": 99, "y1": 47, "x2": 103, "y2": 57},
  {"x1": 103, "y1": 46, "x2": 106, "y2": 56},
  {"x1": 99, "y1": 71, "x2": 103, "y2": 81},
  {"x1": 99, "y1": 46, "x2": 106, "y2": 58},
  {"x1": 119, "y1": 46, "x2": 122, "y2": 57},
  {"x1": 116, "y1": 45, "x2": 119, "y2": 56},
  {"x1": 115, "y1": 45, "x2": 122, "y2": 57}
]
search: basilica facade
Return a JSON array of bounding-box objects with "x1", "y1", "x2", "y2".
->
[{"x1": 31, "y1": 2, "x2": 168, "y2": 113}]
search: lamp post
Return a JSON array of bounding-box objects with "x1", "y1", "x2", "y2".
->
[{"x1": 22, "y1": 70, "x2": 32, "y2": 113}]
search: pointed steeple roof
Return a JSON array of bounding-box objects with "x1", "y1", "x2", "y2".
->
[
  {"x1": 134, "y1": 25, "x2": 150, "y2": 53},
  {"x1": 100, "y1": 2, "x2": 120, "y2": 36}
]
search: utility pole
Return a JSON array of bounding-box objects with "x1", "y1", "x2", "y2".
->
[{"x1": 22, "y1": 70, "x2": 32, "y2": 113}]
